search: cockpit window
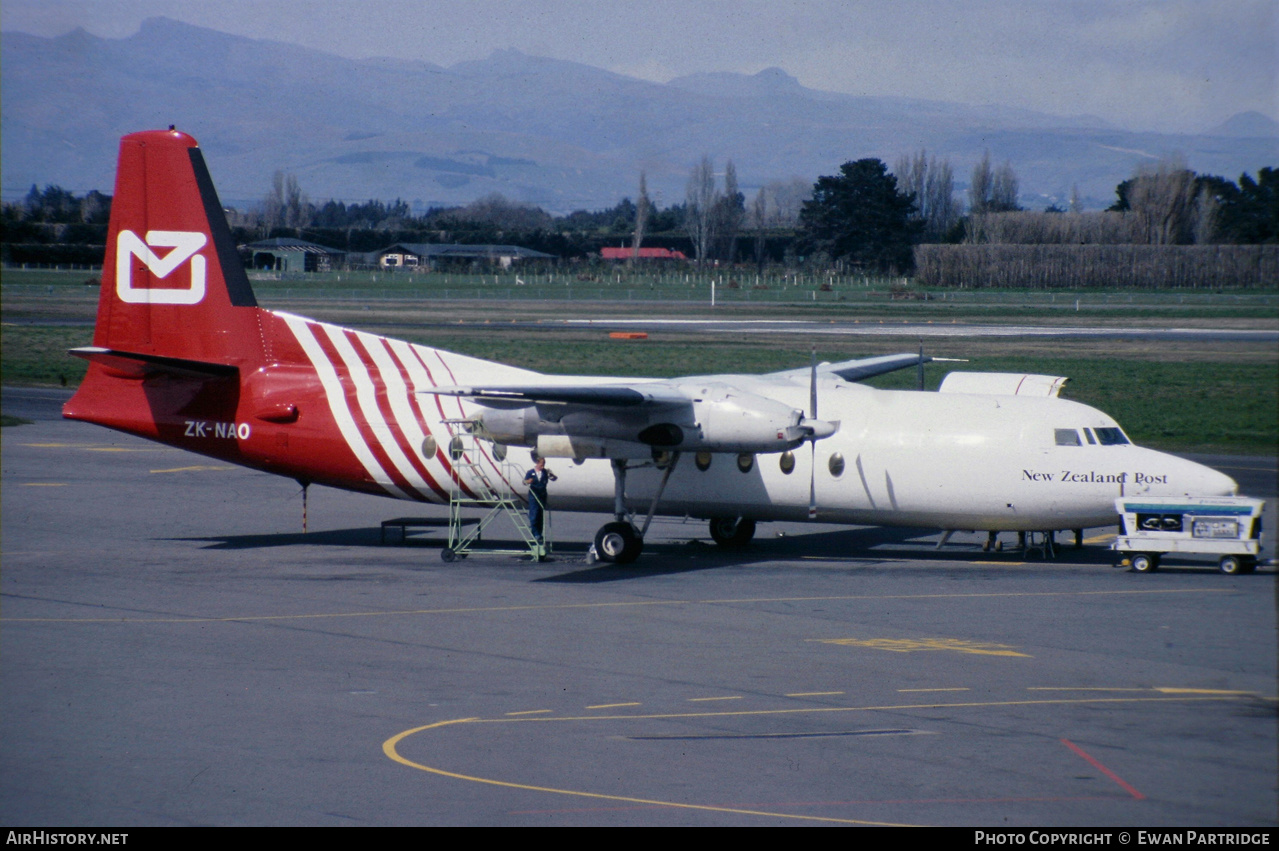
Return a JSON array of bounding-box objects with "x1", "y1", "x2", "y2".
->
[
  {"x1": 1093, "y1": 427, "x2": 1129, "y2": 445},
  {"x1": 1083, "y1": 428, "x2": 1097, "y2": 444},
  {"x1": 1054, "y1": 428, "x2": 1081, "y2": 446}
]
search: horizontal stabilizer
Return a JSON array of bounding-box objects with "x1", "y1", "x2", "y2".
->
[{"x1": 70, "y1": 346, "x2": 238, "y2": 380}]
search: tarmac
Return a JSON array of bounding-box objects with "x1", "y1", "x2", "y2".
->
[{"x1": 2, "y1": 387, "x2": 1275, "y2": 826}]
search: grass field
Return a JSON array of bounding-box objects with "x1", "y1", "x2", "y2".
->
[{"x1": 3, "y1": 268, "x2": 1276, "y2": 453}]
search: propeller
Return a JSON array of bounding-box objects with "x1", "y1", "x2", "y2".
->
[
  {"x1": 793, "y1": 347, "x2": 840, "y2": 519},
  {"x1": 808, "y1": 347, "x2": 818, "y2": 519}
]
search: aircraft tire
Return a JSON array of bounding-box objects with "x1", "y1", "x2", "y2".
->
[
  {"x1": 709, "y1": 517, "x2": 757, "y2": 547},
  {"x1": 1129, "y1": 553, "x2": 1157, "y2": 573},
  {"x1": 595, "y1": 522, "x2": 643, "y2": 564}
]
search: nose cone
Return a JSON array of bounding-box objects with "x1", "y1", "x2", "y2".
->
[{"x1": 1131, "y1": 448, "x2": 1238, "y2": 497}]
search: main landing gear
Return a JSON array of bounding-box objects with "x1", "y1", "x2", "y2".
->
[
  {"x1": 588, "y1": 454, "x2": 681, "y2": 565},
  {"x1": 709, "y1": 516, "x2": 757, "y2": 547}
]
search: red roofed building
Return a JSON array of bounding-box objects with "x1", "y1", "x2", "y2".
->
[{"x1": 600, "y1": 246, "x2": 688, "y2": 261}]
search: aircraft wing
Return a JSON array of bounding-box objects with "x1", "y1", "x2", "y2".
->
[
  {"x1": 423, "y1": 383, "x2": 687, "y2": 408},
  {"x1": 765, "y1": 352, "x2": 931, "y2": 383}
]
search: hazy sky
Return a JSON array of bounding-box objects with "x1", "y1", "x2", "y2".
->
[{"x1": 4, "y1": 0, "x2": 1275, "y2": 134}]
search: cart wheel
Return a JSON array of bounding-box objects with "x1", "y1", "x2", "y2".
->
[
  {"x1": 441, "y1": 547, "x2": 456, "y2": 563},
  {"x1": 1130, "y1": 553, "x2": 1157, "y2": 573},
  {"x1": 1218, "y1": 555, "x2": 1244, "y2": 574}
]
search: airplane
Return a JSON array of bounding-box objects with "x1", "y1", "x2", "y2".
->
[{"x1": 63, "y1": 129, "x2": 1239, "y2": 564}]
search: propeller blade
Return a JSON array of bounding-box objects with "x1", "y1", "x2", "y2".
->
[
  {"x1": 808, "y1": 440, "x2": 817, "y2": 519},
  {"x1": 810, "y1": 346, "x2": 818, "y2": 420},
  {"x1": 809, "y1": 345, "x2": 818, "y2": 519}
]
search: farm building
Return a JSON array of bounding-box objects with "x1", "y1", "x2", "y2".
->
[
  {"x1": 244, "y1": 238, "x2": 345, "y2": 273},
  {"x1": 377, "y1": 243, "x2": 555, "y2": 270}
]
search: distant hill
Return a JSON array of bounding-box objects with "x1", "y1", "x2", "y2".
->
[{"x1": 3, "y1": 17, "x2": 1276, "y2": 213}]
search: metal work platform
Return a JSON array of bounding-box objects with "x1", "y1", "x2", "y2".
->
[{"x1": 440, "y1": 422, "x2": 549, "y2": 562}]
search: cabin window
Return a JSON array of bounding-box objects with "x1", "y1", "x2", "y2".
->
[
  {"x1": 1094, "y1": 427, "x2": 1130, "y2": 445},
  {"x1": 737, "y1": 452, "x2": 754, "y2": 473},
  {"x1": 1055, "y1": 428, "x2": 1081, "y2": 446},
  {"x1": 828, "y1": 452, "x2": 845, "y2": 478},
  {"x1": 421, "y1": 435, "x2": 437, "y2": 458},
  {"x1": 779, "y1": 451, "x2": 795, "y2": 475},
  {"x1": 695, "y1": 451, "x2": 713, "y2": 471}
]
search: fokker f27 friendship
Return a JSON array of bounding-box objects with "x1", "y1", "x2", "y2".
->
[{"x1": 64, "y1": 130, "x2": 1237, "y2": 563}]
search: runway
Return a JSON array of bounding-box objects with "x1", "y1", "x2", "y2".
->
[
  {"x1": 553, "y1": 317, "x2": 1279, "y2": 342},
  {"x1": 2, "y1": 388, "x2": 1275, "y2": 826}
]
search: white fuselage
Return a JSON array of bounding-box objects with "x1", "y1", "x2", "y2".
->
[{"x1": 420, "y1": 362, "x2": 1238, "y2": 532}]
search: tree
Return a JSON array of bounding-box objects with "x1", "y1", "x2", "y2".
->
[
  {"x1": 630, "y1": 171, "x2": 652, "y2": 261},
  {"x1": 1215, "y1": 168, "x2": 1278, "y2": 243},
  {"x1": 684, "y1": 155, "x2": 720, "y2": 265},
  {"x1": 894, "y1": 149, "x2": 959, "y2": 241},
  {"x1": 798, "y1": 159, "x2": 919, "y2": 272},
  {"x1": 968, "y1": 151, "x2": 1020, "y2": 213},
  {"x1": 713, "y1": 159, "x2": 745, "y2": 261}
]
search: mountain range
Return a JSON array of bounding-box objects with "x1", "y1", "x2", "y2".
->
[{"x1": 3, "y1": 16, "x2": 1276, "y2": 214}]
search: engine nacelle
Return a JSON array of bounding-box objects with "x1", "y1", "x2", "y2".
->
[{"x1": 473, "y1": 387, "x2": 823, "y2": 456}]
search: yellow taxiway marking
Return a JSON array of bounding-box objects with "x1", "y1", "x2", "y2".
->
[
  {"x1": 689, "y1": 695, "x2": 742, "y2": 702},
  {"x1": 383, "y1": 718, "x2": 909, "y2": 826},
  {"x1": 149, "y1": 465, "x2": 234, "y2": 474},
  {"x1": 786, "y1": 691, "x2": 844, "y2": 697},
  {"x1": 586, "y1": 702, "x2": 641, "y2": 710},
  {"x1": 898, "y1": 687, "x2": 971, "y2": 693},
  {"x1": 1084, "y1": 533, "x2": 1116, "y2": 545},
  {"x1": 505, "y1": 709, "x2": 553, "y2": 716},
  {"x1": 0, "y1": 587, "x2": 1236, "y2": 624},
  {"x1": 1155, "y1": 687, "x2": 1256, "y2": 696},
  {"x1": 1028, "y1": 687, "x2": 1148, "y2": 692},
  {"x1": 21, "y1": 482, "x2": 67, "y2": 487},
  {"x1": 384, "y1": 692, "x2": 1262, "y2": 826},
  {"x1": 814, "y1": 637, "x2": 1031, "y2": 657}
]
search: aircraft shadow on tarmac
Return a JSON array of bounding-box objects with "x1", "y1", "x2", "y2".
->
[{"x1": 168, "y1": 521, "x2": 1126, "y2": 581}]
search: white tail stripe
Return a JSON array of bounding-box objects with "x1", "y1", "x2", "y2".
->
[
  {"x1": 386, "y1": 338, "x2": 453, "y2": 469},
  {"x1": 324, "y1": 325, "x2": 432, "y2": 501},
  {"x1": 354, "y1": 331, "x2": 448, "y2": 501},
  {"x1": 281, "y1": 315, "x2": 407, "y2": 499}
]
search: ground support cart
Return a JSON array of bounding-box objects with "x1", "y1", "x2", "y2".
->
[{"x1": 1113, "y1": 496, "x2": 1264, "y2": 574}]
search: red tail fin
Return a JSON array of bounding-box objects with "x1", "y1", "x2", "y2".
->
[{"x1": 93, "y1": 129, "x2": 263, "y2": 365}]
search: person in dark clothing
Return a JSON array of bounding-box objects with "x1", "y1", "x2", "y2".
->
[{"x1": 523, "y1": 457, "x2": 557, "y2": 543}]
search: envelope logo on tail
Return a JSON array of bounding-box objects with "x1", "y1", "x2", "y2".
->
[{"x1": 116, "y1": 230, "x2": 208, "y2": 304}]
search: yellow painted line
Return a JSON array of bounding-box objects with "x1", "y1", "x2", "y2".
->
[
  {"x1": 21, "y1": 482, "x2": 67, "y2": 487},
  {"x1": 85, "y1": 447, "x2": 147, "y2": 453},
  {"x1": 149, "y1": 465, "x2": 235, "y2": 474},
  {"x1": 785, "y1": 691, "x2": 844, "y2": 697},
  {"x1": 1084, "y1": 534, "x2": 1116, "y2": 545},
  {"x1": 383, "y1": 719, "x2": 910, "y2": 826},
  {"x1": 0, "y1": 587, "x2": 1236, "y2": 624},
  {"x1": 897, "y1": 688, "x2": 970, "y2": 693},
  {"x1": 814, "y1": 637, "x2": 1031, "y2": 657},
  {"x1": 1155, "y1": 687, "x2": 1255, "y2": 696},
  {"x1": 505, "y1": 709, "x2": 553, "y2": 716},
  {"x1": 688, "y1": 696, "x2": 742, "y2": 702},
  {"x1": 385, "y1": 693, "x2": 1264, "y2": 826},
  {"x1": 586, "y1": 702, "x2": 641, "y2": 710},
  {"x1": 971, "y1": 561, "x2": 1027, "y2": 566},
  {"x1": 1028, "y1": 687, "x2": 1147, "y2": 692}
]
